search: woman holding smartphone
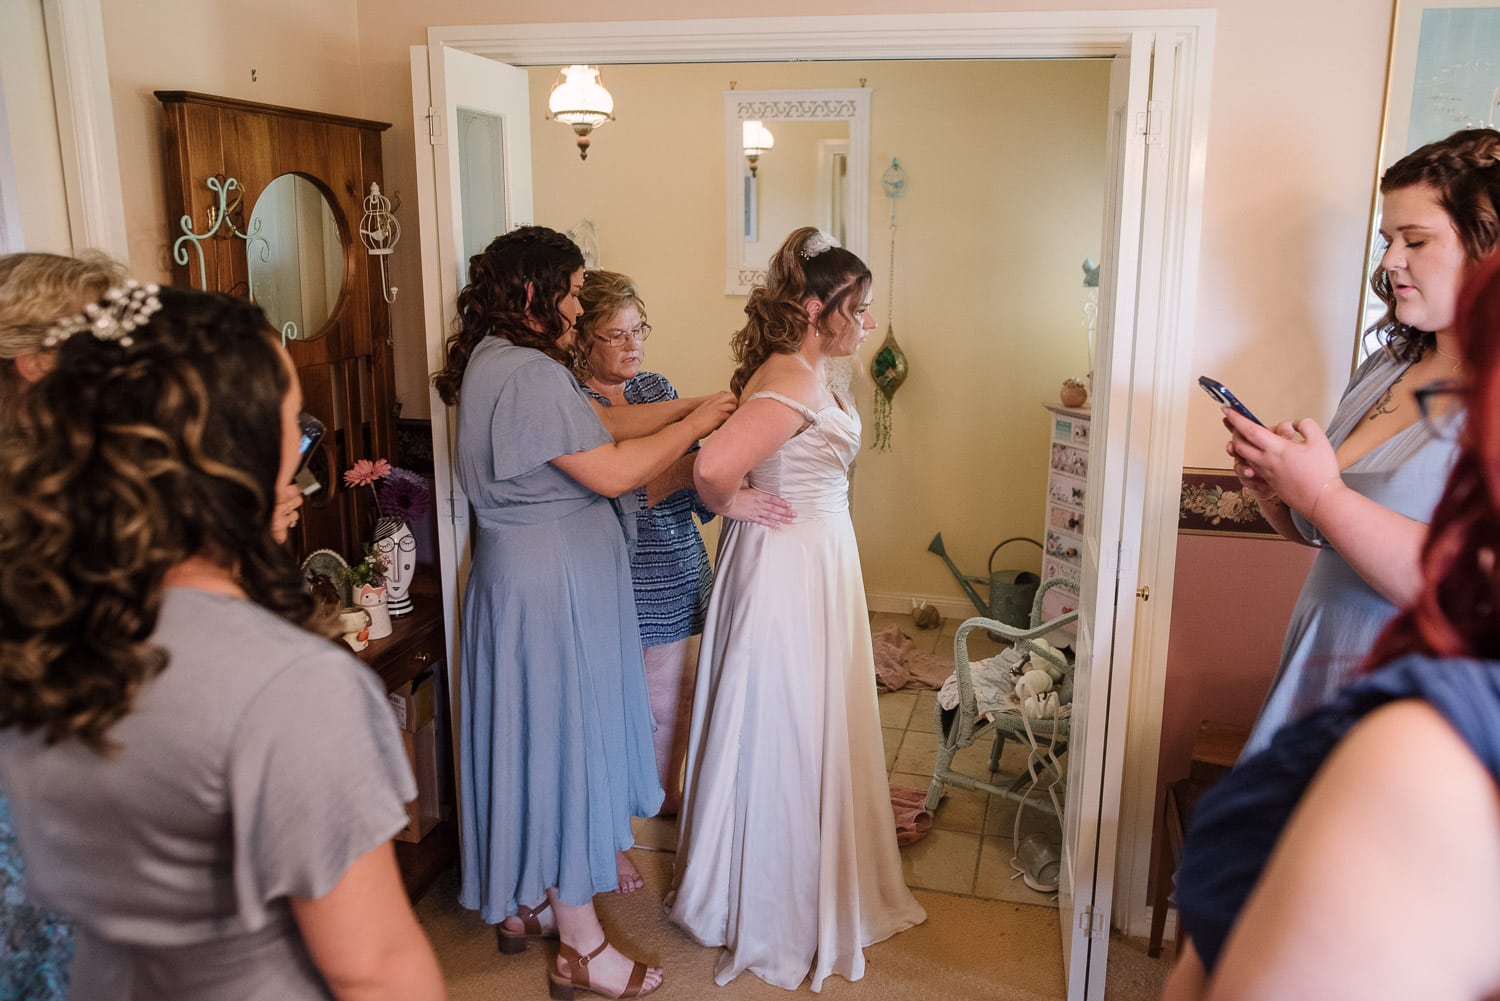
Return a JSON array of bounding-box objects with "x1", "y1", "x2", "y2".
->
[
  {"x1": 1166, "y1": 248, "x2": 1500, "y2": 1001},
  {"x1": 1226, "y1": 127, "x2": 1500, "y2": 756}
]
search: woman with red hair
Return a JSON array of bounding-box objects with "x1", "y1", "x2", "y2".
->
[{"x1": 1165, "y1": 248, "x2": 1500, "y2": 1000}]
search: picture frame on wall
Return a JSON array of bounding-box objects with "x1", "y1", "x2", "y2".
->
[
  {"x1": 1358, "y1": 0, "x2": 1500, "y2": 356},
  {"x1": 1178, "y1": 467, "x2": 1282, "y2": 539}
]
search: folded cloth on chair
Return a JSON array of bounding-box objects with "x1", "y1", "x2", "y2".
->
[{"x1": 937, "y1": 646, "x2": 1073, "y2": 718}]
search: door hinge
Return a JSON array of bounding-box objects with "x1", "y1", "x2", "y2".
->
[
  {"x1": 426, "y1": 106, "x2": 441, "y2": 146},
  {"x1": 1077, "y1": 905, "x2": 1106, "y2": 938},
  {"x1": 445, "y1": 492, "x2": 461, "y2": 524},
  {"x1": 1135, "y1": 100, "x2": 1164, "y2": 145}
]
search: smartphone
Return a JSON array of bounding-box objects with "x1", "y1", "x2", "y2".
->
[
  {"x1": 292, "y1": 414, "x2": 325, "y2": 497},
  {"x1": 1198, "y1": 376, "x2": 1264, "y2": 427},
  {"x1": 295, "y1": 412, "x2": 325, "y2": 476}
]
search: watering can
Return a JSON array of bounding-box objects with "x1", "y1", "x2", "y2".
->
[{"x1": 928, "y1": 533, "x2": 1043, "y2": 632}]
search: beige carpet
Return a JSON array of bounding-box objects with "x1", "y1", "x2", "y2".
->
[{"x1": 417, "y1": 846, "x2": 1074, "y2": 1000}]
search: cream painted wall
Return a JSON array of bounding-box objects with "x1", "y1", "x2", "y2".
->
[
  {"x1": 348, "y1": 0, "x2": 1391, "y2": 466},
  {"x1": 512, "y1": 59, "x2": 1108, "y2": 604},
  {"x1": 85, "y1": 0, "x2": 1395, "y2": 564},
  {"x1": 100, "y1": 0, "x2": 365, "y2": 278}
]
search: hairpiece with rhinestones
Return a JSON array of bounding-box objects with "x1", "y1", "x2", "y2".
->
[
  {"x1": 799, "y1": 230, "x2": 840, "y2": 260},
  {"x1": 43, "y1": 280, "x2": 162, "y2": 350}
]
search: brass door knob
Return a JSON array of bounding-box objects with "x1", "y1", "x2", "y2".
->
[{"x1": 1136, "y1": 586, "x2": 1150, "y2": 601}]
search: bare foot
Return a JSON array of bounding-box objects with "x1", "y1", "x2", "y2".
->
[
  {"x1": 615, "y1": 850, "x2": 644, "y2": 893},
  {"x1": 556, "y1": 941, "x2": 663, "y2": 998}
]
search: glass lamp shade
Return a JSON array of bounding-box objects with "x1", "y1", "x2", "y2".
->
[
  {"x1": 741, "y1": 120, "x2": 775, "y2": 156},
  {"x1": 548, "y1": 65, "x2": 615, "y2": 159}
]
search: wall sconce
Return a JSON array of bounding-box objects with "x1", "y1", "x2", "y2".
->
[
  {"x1": 359, "y1": 182, "x2": 401, "y2": 303},
  {"x1": 547, "y1": 65, "x2": 615, "y2": 160},
  {"x1": 742, "y1": 120, "x2": 775, "y2": 177}
]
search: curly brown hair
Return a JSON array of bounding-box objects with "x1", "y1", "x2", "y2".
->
[
  {"x1": 0, "y1": 287, "x2": 320, "y2": 752},
  {"x1": 431, "y1": 226, "x2": 585, "y2": 405},
  {"x1": 1369, "y1": 128, "x2": 1500, "y2": 361},
  {"x1": 729, "y1": 227, "x2": 872, "y2": 396}
]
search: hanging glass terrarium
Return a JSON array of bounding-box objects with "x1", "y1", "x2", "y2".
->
[
  {"x1": 870, "y1": 325, "x2": 908, "y2": 452},
  {"x1": 870, "y1": 157, "x2": 909, "y2": 452}
]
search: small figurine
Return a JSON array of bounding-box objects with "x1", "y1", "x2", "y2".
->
[{"x1": 1060, "y1": 378, "x2": 1088, "y2": 408}]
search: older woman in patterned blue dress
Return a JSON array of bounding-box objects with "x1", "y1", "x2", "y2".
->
[{"x1": 579, "y1": 271, "x2": 714, "y2": 819}]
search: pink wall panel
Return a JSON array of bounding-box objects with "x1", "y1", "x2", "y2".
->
[{"x1": 1147, "y1": 532, "x2": 1318, "y2": 897}]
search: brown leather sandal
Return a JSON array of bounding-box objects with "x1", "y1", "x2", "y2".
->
[
  {"x1": 547, "y1": 939, "x2": 661, "y2": 1000},
  {"x1": 496, "y1": 899, "x2": 558, "y2": 955}
]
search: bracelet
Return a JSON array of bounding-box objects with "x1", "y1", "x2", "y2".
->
[{"x1": 1308, "y1": 478, "x2": 1334, "y2": 525}]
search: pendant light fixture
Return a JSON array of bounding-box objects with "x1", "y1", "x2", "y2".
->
[{"x1": 547, "y1": 65, "x2": 615, "y2": 160}]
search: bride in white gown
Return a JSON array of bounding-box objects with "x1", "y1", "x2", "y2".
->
[{"x1": 667, "y1": 227, "x2": 926, "y2": 991}]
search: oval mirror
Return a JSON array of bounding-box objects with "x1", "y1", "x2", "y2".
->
[{"x1": 247, "y1": 173, "x2": 344, "y2": 341}]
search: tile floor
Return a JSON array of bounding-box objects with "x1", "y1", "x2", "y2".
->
[
  {"x1": 872, "y1": 609, "x2": 1061, "y2": 909},
  {"x1": 634, "y1": 610, "x2": 1060, "y2": 911}
]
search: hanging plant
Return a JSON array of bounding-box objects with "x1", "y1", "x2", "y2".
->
[
  {"x1": 870, "y1": 325, "x2": 908, "y2": 452},
  {"x1": 870, "y1": 157, "x2": 910, "y2": 453}
]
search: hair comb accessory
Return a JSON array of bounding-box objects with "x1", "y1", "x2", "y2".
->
[
  {"x1": 799, "y1": 230, "x2": 840, "y2": 260},
  {"x1": 43, "y1": 280, "x2": 162, "y2": 349}
]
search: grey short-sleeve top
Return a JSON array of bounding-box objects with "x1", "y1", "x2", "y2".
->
[{"x1": 0, "y1": 588, "x2": 415, "y2": 1000}]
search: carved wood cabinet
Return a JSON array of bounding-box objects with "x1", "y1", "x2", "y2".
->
[{"x1": 155, "y1": 91, "x2": 395, "y2": 563}]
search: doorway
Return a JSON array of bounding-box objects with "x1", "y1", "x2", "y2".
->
[{"x1": 411, "y1": 13, "x2": 1212, "y2": 1000}]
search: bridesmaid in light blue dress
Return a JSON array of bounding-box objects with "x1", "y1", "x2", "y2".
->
[
  {"x1": 1227, "y1": 128, "x2": 1500, "y2": 756},
  {"x1": 1240, "y1": 351, "x2": 1458, "y2": 756},
  {"x1": 431, "y1": 227, "x2": 738, "y2": 1000}
]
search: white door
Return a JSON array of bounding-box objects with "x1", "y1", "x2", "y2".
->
[
  {"x1": 1059, "y1": 30, "x2": 1162, "y2": 1001},
  {"x1": 409, "y1": 43, "x2": 533, "y2": 685}
]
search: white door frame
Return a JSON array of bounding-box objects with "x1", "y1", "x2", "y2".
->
[
  {"x1": 40, "y1": 0, "x2": 127, "y2": 258},
  {"x1": 427, "y1": 9, "x2": 1213, "y2": 944}
]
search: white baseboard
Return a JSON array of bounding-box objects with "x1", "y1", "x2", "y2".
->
[
  {"x1": 1120, "y1": 902, "x2": 1176, "y2": 946},
  {"x1": 866, "y1": 590, "x2": 981, "y2": 622}
]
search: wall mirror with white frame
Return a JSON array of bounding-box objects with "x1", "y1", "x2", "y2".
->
[{"x1": 724, "y1": 88, "x2": 870, "y2": 295}]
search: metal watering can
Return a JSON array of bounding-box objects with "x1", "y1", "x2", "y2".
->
[{"x1": 927, "y1": 533, "x2": 1043, "y2": 631}]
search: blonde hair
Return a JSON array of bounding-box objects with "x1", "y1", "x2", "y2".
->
[
  {"x1": 0, "y1": 251, "x2": 128, "y2": 361},
  {"x1": 578, "y1": 269, "x2": 648, "y2": 341}
]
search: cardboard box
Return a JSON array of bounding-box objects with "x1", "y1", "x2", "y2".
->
[
  {"x1": 394, "y1": 719, "x2": 441, "y2": 843},
  {"x1": 388, "y1": 674, "x2": 436, "y2": 732}
]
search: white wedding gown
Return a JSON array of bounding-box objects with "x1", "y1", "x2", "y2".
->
[{"x1": 667, "y1": 390, "x2": 926, "y2": 992}]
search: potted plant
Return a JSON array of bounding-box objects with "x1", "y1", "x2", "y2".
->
[{"x1": 344, "y1": 544, "x2": 392, "y2": 640}]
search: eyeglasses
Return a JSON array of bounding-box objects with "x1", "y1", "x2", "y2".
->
[
  {"x1": 1414, "y1": 379, "x2": 1467, "y2": 440},
  {"x1": 594, "y1": 322, "x2": 651, "y2": 347}
]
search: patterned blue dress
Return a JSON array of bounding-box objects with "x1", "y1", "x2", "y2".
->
[
  {"x1": 1176, "y1": 653, "x2": 1500, "y2": 974},
  {"x1": 454, "y1": 338, "x2": 662, "y2": 921},
  {"x1": 581, "y1": 372, "x2": 713, "y2": 646},
  {"x1": 1, "y1": 794, "x2": 72, "y2": 1000}
]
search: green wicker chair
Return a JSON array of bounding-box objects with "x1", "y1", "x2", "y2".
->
[{"x1": 924, "y1": 577, "x2": 1079, "y2": 814}]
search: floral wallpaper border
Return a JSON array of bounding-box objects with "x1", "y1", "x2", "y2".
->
[{"x1": 1179, "y1": 467, "x2": 1280, "y2": 538}]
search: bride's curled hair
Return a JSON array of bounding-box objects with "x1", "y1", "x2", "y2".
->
[
  {"x1": 0, "y1": 288, "x2": 319, "y2": 752},
  {"x1": 729, "y1": 226, "x2": 872, "y2": 396}
]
